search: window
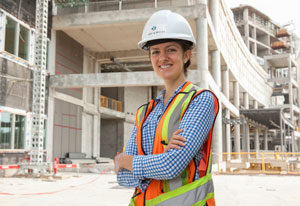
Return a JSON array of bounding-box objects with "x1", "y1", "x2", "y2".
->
[
  {"x1": 5, "y1": 17, "x2": 16, "y2": 55},
  {"x1": 0, "y1": 112, "x2": 26, "y2": 149},
  {"x1": 4, "y1": 16, "x2": 30, "y2": 61},
  {"x1": 0, "y1": 112, "x2": 12, "y2": 149},
  {"x1": 14, "y1": 115, "x2": 25, "y2": 149},
  {"x1": 19, "y1": 25, "x2": 29, "y2": 60}
]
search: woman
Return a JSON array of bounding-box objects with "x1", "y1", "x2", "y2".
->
[{"x1": 114, "y1": 10, "x2": 219, "y2": 206}]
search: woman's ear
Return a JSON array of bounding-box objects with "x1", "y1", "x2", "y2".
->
[{"x1": 183, "y1": 50, "x2": 192, "y2": 63}]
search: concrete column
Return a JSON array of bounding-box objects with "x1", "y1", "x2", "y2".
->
[
  {"x1": 83, "y1": 51, "x2": 89, "y2": 103},
  {"x1": 222, "y1": 67, "x2": 229, "y2": 98},
  {"x1": 225, "y1": 109, "x2": 231, "y2": 160},
  {"x1": 197, "y1": 17, "x2": 208, "y2": 89},
  {"x1": 81, "y1": 112, "x2": 87, "y2": 155},
  {"x1": 209, "y1": 2, "x2": 222, "y2": 164},
  {"x1": 287, "y1": 126, "x2": 290, "y2": 152},
  {"x1": 253, "y1": 100, "x2": 258, "y2": 109},
  {"x1": 243, "y1": 93, "x2": 250, "y2": 155},
  {"x1": 243, "y1": 92, "x2": 249, "y2": 109},
  {"x1": 81, "y1": 51, "x2": 89, "y2": 154},
  {"x1": 209, "y1": 0, "x2": 219, "y2": 34},
  {"x1": 243, "y1": 8, "x2": 250, "y2": 48},
  {"x1": 233, "y1": 82, "x2": 239, "y2": 108},
  {"x1": 264, "y1": 129, "x2": 268, "y2": 151},
  {"x1": 288, "y1": 56, "x2": 294, "y2": 123},
  {"x1": 98, "y1": 62, "x2": 102, "y2": 157},
  {"x1": 212, "y1": 105, "x2": 222, "y2": 164},
  {"x1": 46, "y1": 29, "x2": 56, "y2": 161},
  {"x1": 292, "y1": 130, "x2": 296, "y2": 152},
  {"x1": 211, "y1": 51, "x2": 221, "y2": 88},
  {"x1": 93, "y1": 61, "x2": 100, "y2": 158},
  {"x1": 245, "y1": 122, "x2": 250, "y2": 153},
  {"x1": 252, "y1": 13, "x2": 257, "y2": 56},
  {"x1": 254, "y1": 128, "x2": 259, "y2": 153},
  {"x1": 93, "y1": 115, "x2": 99, "y2": 157},
  {"x1": 233, "y1": 82, "x2": 240, "y2": 155},
  {"x1": 98, "y1": 113, "x2": 101, "y2": 156}
]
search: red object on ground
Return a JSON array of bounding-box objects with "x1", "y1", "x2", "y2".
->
[
  {"x1": 0, "y1": 165, "x2": 20, "y2": 170},
  {"x1": 53, "y1": 157, "x2": 78, "y2": 174}
]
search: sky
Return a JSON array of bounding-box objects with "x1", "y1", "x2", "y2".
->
[{"x1": 226, "y1": 0, "x2": 300, "y2": 36}]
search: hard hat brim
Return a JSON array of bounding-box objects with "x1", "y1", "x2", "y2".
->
[{"x1": 138, "y1": 33, "x2": 196, "y2": 50}]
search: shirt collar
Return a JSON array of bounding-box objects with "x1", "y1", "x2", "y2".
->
[{"x1": 155, "y1": 81, "x2": 188, "y2": 103}]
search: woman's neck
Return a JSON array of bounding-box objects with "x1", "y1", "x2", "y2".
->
[{"x1": 163, "y1": 77, "x2": 186, "y2": 106}]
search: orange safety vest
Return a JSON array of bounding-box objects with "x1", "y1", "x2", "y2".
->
[{"x1": 130, "y1": 82, "x2": 219, "y2": 206}]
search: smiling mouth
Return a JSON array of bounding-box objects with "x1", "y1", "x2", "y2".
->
[{"x1": 159, "y1": 65, "x2": 172, "y2": 69}]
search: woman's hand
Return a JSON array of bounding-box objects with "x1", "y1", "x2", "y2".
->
[
  {"x1": 163, "y1": 129, "x2": 186, "y2": 153},
  {"x1": 114, "y1": 152, "x2": 121, "y2": 173},
  {"x1": 114, "y1": 152, "x2": 134, "y2": 173}
]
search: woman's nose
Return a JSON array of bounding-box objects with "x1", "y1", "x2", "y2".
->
[{"x1": 158, "y1": 51, "x2": 168, "y2": 62}]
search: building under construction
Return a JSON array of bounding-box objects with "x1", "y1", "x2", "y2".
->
[{"x1": 0, "y1": 0, "x2": 300, "y2": 173}]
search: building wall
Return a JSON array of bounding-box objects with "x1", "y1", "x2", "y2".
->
[
  {"x1": 53, "y1": 99, "x2": 82, "y2": 158},
  {"x1": 52, "y1": 31, "x2": 85, "y2": 158},
  {"x1": 124, "y1": 86, "x2": 150, "y2": 114},
  {"x1": 0, "y1": 58, "x2": 32, "y2": 111},
  {"x1": 55, "y1": 31, "x2": 83, "y2": 99},
  {"x1": 100, "y1": 119, "x2": 123, "y2": 159}
]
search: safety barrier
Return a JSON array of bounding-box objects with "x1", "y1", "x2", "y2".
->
[
  {"x1": 0, "y1": 165, "x2": 20, "y2": 170},
  {"x1": 53, "y1": 157, "x2": 79, "y2": 174},
  {"x1": 0, "y1": 158, "x2": 79, "y2": 175},
  {"x1": 218, "y1": 152, "x2": 300, "y2": 175}
]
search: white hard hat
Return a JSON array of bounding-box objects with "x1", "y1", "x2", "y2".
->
[{"x1": 138, "y1": 10, "x2": 196, "y2": 50}]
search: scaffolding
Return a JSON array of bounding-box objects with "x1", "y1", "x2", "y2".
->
[{"x1": 30, "y1": 0, "x2": 48, "y2": 164}]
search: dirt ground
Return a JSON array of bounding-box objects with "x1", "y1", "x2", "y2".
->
[{"x1": 1, "y1": 170, "x2": 300, "y2": 206}]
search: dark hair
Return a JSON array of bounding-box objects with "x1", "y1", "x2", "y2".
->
[{"x1": 146, "y1": 39, "x2": 193, "y2": 77}]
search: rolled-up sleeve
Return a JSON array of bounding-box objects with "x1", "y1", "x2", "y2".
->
[{"x1": 117, "y1": 122, "x2": 140, "y2": 187}]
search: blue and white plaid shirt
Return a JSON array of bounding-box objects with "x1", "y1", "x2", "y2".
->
[{"x1": 117, "y1": 82, "x2": 215, "y2": 192}]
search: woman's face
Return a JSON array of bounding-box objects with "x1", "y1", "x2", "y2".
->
[{"x1": 149, "y1": 41, "x2": 191, "y2": 82}]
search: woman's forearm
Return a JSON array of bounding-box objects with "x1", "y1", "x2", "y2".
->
[{"x1": 118, "y1": 154, "x2": 134, "y2": 172}]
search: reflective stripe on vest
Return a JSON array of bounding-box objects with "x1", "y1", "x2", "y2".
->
[{"x1": 132, "y1": 82, "x2": 219, "y2": 206}]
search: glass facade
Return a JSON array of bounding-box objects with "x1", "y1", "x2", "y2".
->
[
  {"x1": 0, "y1": 112, "x2": 12, "y2": 149},
  {"x1": 0, "y1": 112, "x2": 26, "y2": 149}
]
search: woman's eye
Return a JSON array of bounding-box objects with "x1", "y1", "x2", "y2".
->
[
  {"x1": 151, "y1": 51, "x2": 159, "y2": 55},
  {"x1": 167, "y1": 48, "x2": 177, "y2": 53}
]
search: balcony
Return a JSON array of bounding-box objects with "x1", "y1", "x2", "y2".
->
[
  {"x1": 276, "y1": 29, "x2": 291, "y2": 38},
  {"x1": 271, "y1": 41, "x2": 290, "y2": 50}
]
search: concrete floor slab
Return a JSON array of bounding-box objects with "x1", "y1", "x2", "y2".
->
[{"x1": 1, "y1": 172, "x2": 300, "y2": 206}]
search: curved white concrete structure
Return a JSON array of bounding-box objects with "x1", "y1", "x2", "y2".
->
[{"x1": 217, "y1": 0, "x2": 272, "y2": 107}]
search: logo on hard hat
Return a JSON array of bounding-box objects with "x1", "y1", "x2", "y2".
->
[
  {"x1": 151, "y1": 26, "x2": 157, "y2": 31},
  {"x1": 147, "y1": 24, "x2": 166, "y2": 36}
]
